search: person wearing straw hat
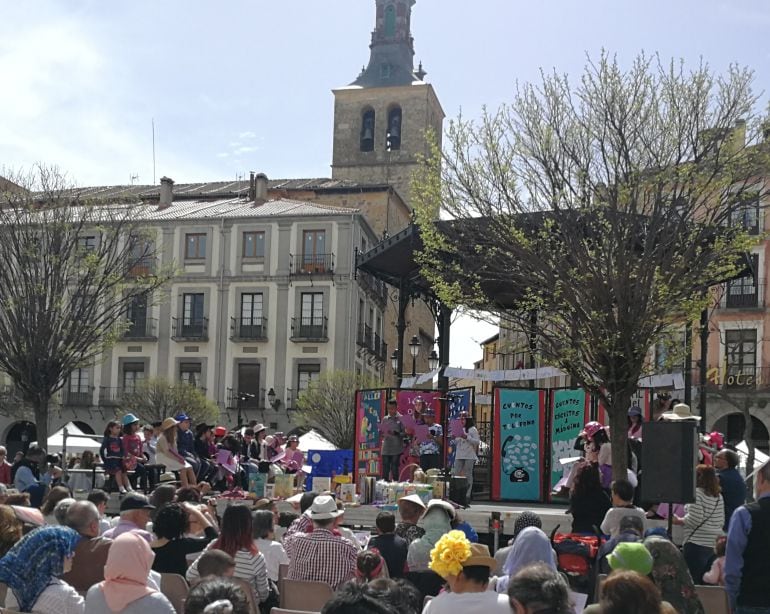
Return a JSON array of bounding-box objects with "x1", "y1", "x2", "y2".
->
[
  {"x1": 424, "y1": 530, "x2": 510, "y2": 613},
  {"x1": 660, "y1": 402, "x2": 702, "y2": 422},
  {"x1": 283, "y1": 495, "x2": 358, "y2": 590},
  {"x1": 155, "y1": 418, "x2": 196, "y2": 488}
]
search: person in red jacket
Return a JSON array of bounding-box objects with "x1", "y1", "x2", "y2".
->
[{"x1": 0, "y1": 447, "x2": 12, "y2": 485}]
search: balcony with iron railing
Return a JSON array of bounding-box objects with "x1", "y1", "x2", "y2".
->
[
  {"x1": 122, "y1": 317, "x2": 158, "y2": 340},
  {"x1": 720, "y1": 283, "x2": 766, "y2": 309},
  {"x1": 226, "y1": 387, "x2": 264, "y2": 411},
  {"x1": 62, "y1": 387, "x2": 95, "y2": 406},
  {"x1": 290, "y1": 253, "x2": 334, "y2": 276},
  {"x1": 171, "y1": 317, "x2": 209, "y2": 341},
  {"x1": 356, "y1": 324, "x2": 388, "y2": 362},
  {"x1": 230, "y1": 317, "x2": 267, "y2": 341},
  {"x1": 126, "y1": 257, "x2": 156, "y2": 278},
  {"x1": 357, "y1": 270, "x2": 388, "y2": 306},
  {"x1": 291, "y1": 316, "x2": 328, "y2": 341}
]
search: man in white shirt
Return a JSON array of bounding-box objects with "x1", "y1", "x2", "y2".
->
[{"x1": 452, "y1": 414, "x2": 481, "y2": 505}]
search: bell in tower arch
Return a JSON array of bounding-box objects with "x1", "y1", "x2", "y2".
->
[
  {"x1": 386, "y1": 106, "x2": 402, "y2": 151},
  {"x1": 360, "y1": 109, "x2": 375, "y2": 152}
]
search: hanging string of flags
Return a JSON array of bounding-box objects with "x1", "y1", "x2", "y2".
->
[{"x1": 400, "y1": 366, "x2": 684, "y2": 390}]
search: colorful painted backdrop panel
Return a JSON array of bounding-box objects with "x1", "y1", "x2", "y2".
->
[
  {"x1": 550, "y1": 389, "x2": 589, "y2": 491},
  {"x1": 355, "y1": 389, "x2": 386, "y2": 477},
  {"x1": 495, "y1": 388, "x2": 544, "y2": 501}
]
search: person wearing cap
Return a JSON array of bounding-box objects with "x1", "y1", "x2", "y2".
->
[
  {"x1": 419, "y1": 409, "x2": 443, "y2": 471},
  {"x1": 155, "y1": 417, "x2": 196, "y2": 488},
  {"x1": 283, "y1": 494, "x2": 358, "y2": 590},
  {"x1": 424, "y1": 530, "x2": 510, "y2": 613},
  {"x1": 380, "y1": 398, "x2": 405, "y2": 482},
  {"x1": 121, "y1": 414, "x2": 148, "y2": 492},
  {"x1": 281, "y1": 435, "x2": 305, "y2": 481},
  {"x1": 725, "y1": 457, "x2": 770, "y2": 613},
  {"x1": 628, "y1": 404, "x2": 643, "y2": 440},
  {"x1": 407, "y1": 499, "x2": 454, "y2": 571},
  {"x1": 175, "y1": 413, "x2": 202, "y2": 478},
  {"x1": 103, "y1": 493, "x2": 155, "y2": 542}
]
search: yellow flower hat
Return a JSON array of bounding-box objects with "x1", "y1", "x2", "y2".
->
[{"x1": 429, "y1": 530, "x2": 472, "y2": 578}]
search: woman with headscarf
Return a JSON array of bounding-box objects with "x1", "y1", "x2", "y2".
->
[
  {"x1": 0, "y1": 525, "x2": 83, "y2": 613},
  {"x1": 494, "y1": 511, "x2": 543, "y2": 574},
  {"x1": 406, "y1": 500, "x2": 453, "y2": 571},
  {"x1": 85, "y1": 532, "x2": 174, "y2": 614},
  {"x1": 495, "y1": 526, "x2": 557, "y2": 594},
  {"x1": 644, "y1": 535, "x2": 705, "y2": 614}
]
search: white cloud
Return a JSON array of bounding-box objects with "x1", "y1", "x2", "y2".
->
[{"x1": 239, "y1": 131, "x2": 257, "y2": 139}]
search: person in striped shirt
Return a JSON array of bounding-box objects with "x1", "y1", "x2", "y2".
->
[
  {"x1": 673, "y1": 464, "x2": 725, "y2": 584},
  {"x1": 187, "y1": 505, "x2": 269, "y2": 604}
]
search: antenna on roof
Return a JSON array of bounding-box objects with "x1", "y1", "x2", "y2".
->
[
  {"x1": 152, "y1": 118, "x2": 157, "y2": 185},
  {"x1": 130, "y1": 174, "x2": 139, "y2": 185}
]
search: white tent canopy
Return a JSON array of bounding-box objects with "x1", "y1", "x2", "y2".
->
[
  {"x1": 298, "y1": 430, "x2": 337, "y2": 452},
  {"x1": 736, "y1": 440, "x2": 770, "y2": 477},
  {"x1": 46, "y1": 422, "x2": 102, "y2": 455}
]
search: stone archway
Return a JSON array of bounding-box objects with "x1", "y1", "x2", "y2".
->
[
  {"x1": 4, "y1": 421, "x2": 37, "y2": 459},
  {"x1": 712, "y1": 412, "x2": 770, "y2": 452}
]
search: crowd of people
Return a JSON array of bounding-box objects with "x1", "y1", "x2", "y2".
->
[{"x1": 0, "y1": 395, "x2": 765, "y2": 613}]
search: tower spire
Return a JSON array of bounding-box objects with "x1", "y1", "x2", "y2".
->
[{"x1": 352, "y1": 0, "x2": 422, "y2": 87}]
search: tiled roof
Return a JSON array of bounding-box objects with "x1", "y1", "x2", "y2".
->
[
  {"x1": 139, "y1": 197, "x2": 357, "y2": 221},
  {"x1": 63, "y1": 178, "x2": 390, "y2": 201}
]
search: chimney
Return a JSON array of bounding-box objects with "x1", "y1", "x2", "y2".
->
[
  {"x1": 159, "y1": 176, "x2": 174, "y2": 209},
  {"x1": 727, "y1": 119, "x2": 747, "y2": 154},
  {"x1": 254, "y1": 173, "x2": 268, "y2": 203},
  {"x1": 248, "y1": 171, "x2": 256, "y2": 200}
]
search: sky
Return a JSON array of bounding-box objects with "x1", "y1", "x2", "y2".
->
[{"x1": 3, "y1": 0, "x2": 770, "y2": 368}]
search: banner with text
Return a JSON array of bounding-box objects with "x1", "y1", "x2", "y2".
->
[
  {"x1": 492, "y1": 388, "x2": 545, "y2": 501},
  {"x1": 354, "y1": 389, "x2": 386, "y2": 478},
  {"x1": 550, "y1": 389, "x2": 589, "y2": 493}
]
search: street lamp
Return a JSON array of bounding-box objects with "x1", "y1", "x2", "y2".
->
[
  {"x1": 409, "y1": 334, "x2": 421, "y2": 377},
  {"x1": 428, "y1": 349, "x2": 439, "y2": 371},
  {"x1": 390, "y1": 349, "x2": 399, "y2": 373}
]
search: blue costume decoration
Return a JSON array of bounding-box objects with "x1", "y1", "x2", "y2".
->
[{"x1": 0, "y1": 525, "x2": 80, "y2": 612}]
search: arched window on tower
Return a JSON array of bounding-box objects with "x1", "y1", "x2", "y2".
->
[
  {"x1": 384, "y1": 4, "x2": 396, "y2": 38},
  {"x1": 360, "y1": 108, "x2": 375, "y2": 152},
  {"x1": 386, "y1": 106, "x2": 402, "y2": 151}
]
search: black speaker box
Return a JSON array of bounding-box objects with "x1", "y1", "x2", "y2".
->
[
  {"x1": 449, "y1": 476, "x2": 468, "y2": 507},
  {"x1": 640, "y1": 420, "x2": 698, "y2": 503}
]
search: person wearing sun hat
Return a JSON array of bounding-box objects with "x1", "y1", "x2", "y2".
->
[
  {"x1": 607, "y1": 541, "x2": 654, "y2": 575},
  {"x1": 283, "y1": 495, "x2": 358, "y2": 590},
  {"x1": 155, "y1": 417, "x2": 196, "y2": 488},
  {"x1": 424, "y1": 530, "x2": 510, "y2": 613},
  {"x1": 406, "y1": 498, "x2": 454, "y2": 571},
  {"x1": 395, "y1": 493, "x2": 426, "y2": 544},
  {"x1": 660, "y1": 402, "x2": 701, "y2": 422}
]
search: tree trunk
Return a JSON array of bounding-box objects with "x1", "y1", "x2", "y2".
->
[
  {"x1": 32, "y1": 396, "x2": 49, "y2": 451},
  {"x1": 608, "y1": 395, "x2": 631, "y2": 482},
  {"x1": 743, "y1": 396, "x2": 755, "y2": 502}
]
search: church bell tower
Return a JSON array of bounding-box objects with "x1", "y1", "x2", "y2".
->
[{"x1": 331, "y1": 0, "x2": 444, "y2": 208}]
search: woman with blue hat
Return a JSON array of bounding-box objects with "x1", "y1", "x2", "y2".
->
[
  {"x1": 122, "y1": 414, "x2": 147, "y2": 492},
  {"x1": 628, "y1": 404, "x2": 643, "y2": 440}
]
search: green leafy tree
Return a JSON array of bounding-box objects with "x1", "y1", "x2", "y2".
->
[
  {"x1": 413, "y1": 53, "x2": 769, "y2": 480},
  {"x1": 0, "y1": 166, "x2": 174, "y2": 444},
  {"x1": 119, "y1": 377, "x2": 220, "y2": 425},
  {"x1": 295, "y1": 370, "x2": 382, "y2": 449}
]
